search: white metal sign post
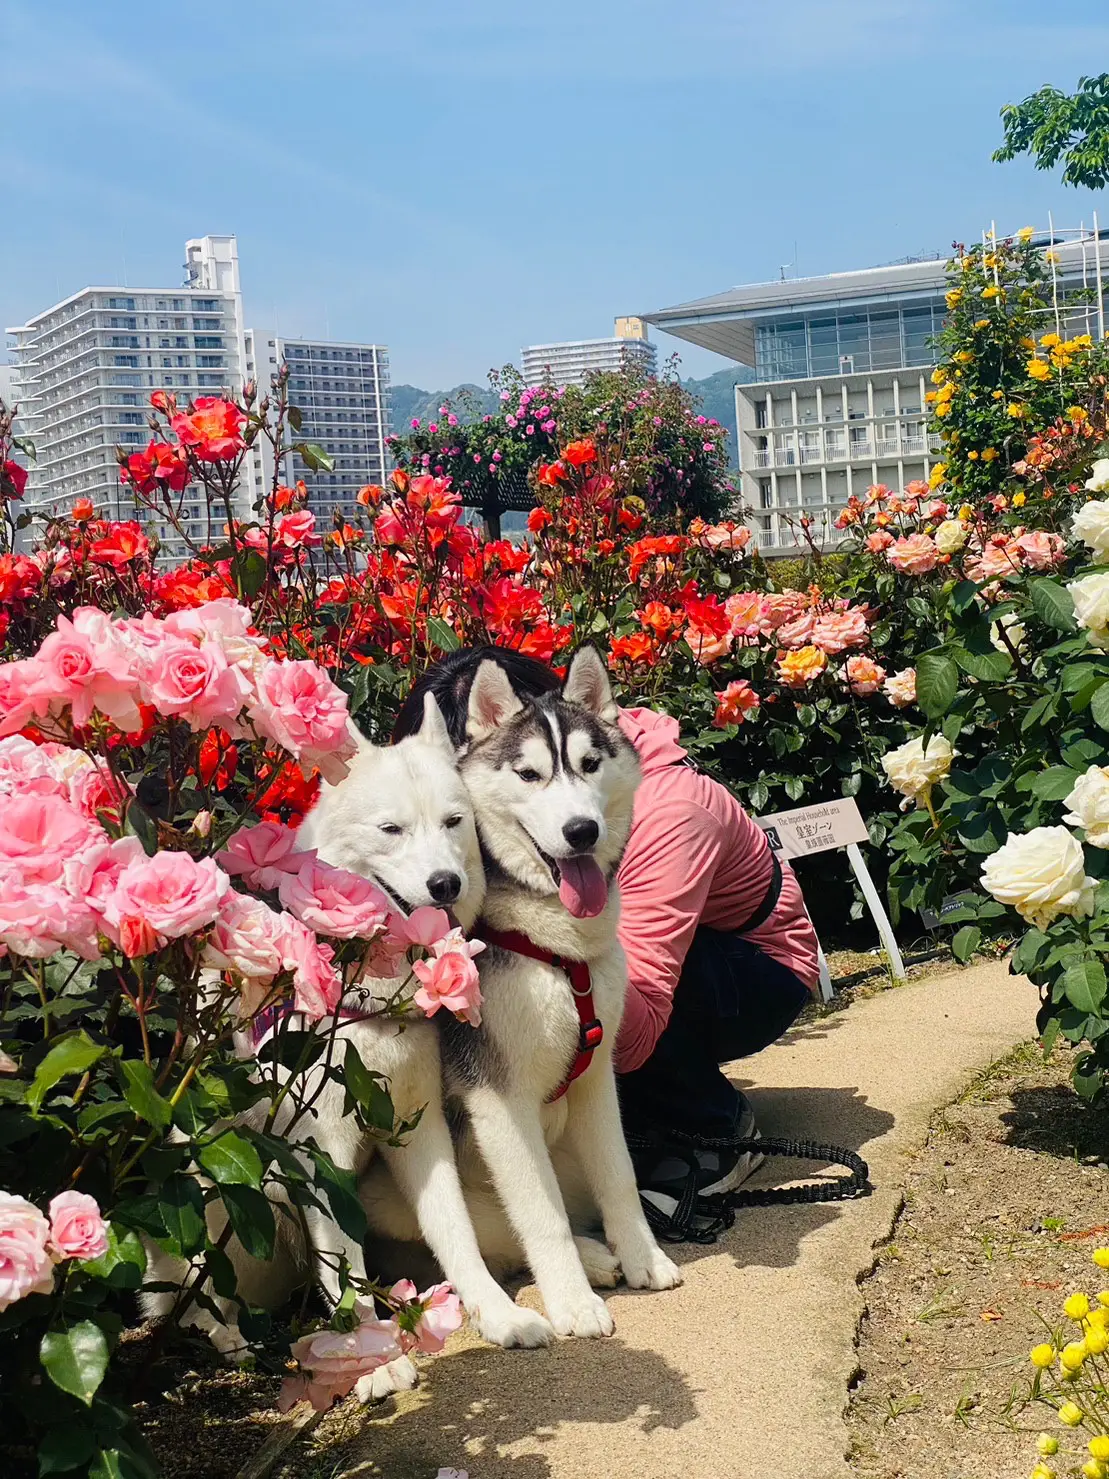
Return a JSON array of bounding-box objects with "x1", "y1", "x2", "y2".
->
[{"x1": 754, "y1": 797, "x2": 907, "y2": 998}]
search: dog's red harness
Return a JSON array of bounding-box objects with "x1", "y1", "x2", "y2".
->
[{"x1": 478, "y1": 926, "x2": 604, "y2": 1102}]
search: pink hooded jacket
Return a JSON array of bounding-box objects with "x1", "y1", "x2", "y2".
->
[{"x1": 614, "y1": 706, "x2": 820, "y2": 1074}]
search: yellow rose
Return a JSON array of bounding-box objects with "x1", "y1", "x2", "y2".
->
[
  {"x1": 1018, "y1": 226, "x2": 1035, "y2": 242},
  {"x1": 1028, "y1": 359, "x2": 1052, "y2": 381},
  {"x1": 954, "y1": 350, "x2": 974, "y2": 363},
  {"x1": 1041, "y1": 332, "x2": 1062, "y2": 348},
  {"x1": 974, "y1": 318, "x2": 991, "y2": 329},
  {"x1": 982, "y1": 447, "x2": 999, "y2": 461},
  {"x1": 1021, "y1": 335, "x2": 1037, "y2": 349},
  {"x1": 945, "y1": 289, "x2": 963, "y2": 309},
  {"x1": 776, "y1": 646, "x2": 827, "y2": 689},
  {"x1": 1070, "y1": 407, "x2": 1091, "y2": 422},
  {"x1": 992, "y1": 389, "x2": 1003, "y2": 398},
  {"x1": 931, "y1": 367, "x2": 948, "y2": 385},
  {"x1": 936, "y1": 402, "x2": 951, "y2": 418},
  {"x1": 958, "y1": 504, "x2": 973, "y2": 520},
  {"x1": 1012, "y1": 491, "x2": 1026, "y2": 507},
  {"x1": 1047, "y1": 250, "x2": 1060, "y2": 263},
  {"x1": 1009, "y1": 402, "x2": 1028, "y2": 418},
  {"x1": 967, "y1": 449, "x2": 979, "y2": 460},
  {"x1": 929, "y1": 463, "x2": 947, "y2": 489}
]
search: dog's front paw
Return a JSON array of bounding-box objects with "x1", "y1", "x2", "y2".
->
[
  {"x1": 476, "y1": 1301, "x2": 554, "y2": 1349},
  {"x1": 545, "y1": 1290, "x2": 615, "y2": 1338},
  {"x1": 574, "y1": 1235, "x2": 621, "y2": 1288},
  {"x1": 618, "y1": 1243, "x2": 682, "y2": 1291},
  {"x1": 355, "y1": 1353, "x2": 419, "y2": 1404}
]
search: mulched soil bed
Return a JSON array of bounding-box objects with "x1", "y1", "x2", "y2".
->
[{"x1": 847, "y1": 1041, "x2": 1109, "y2": 1478}]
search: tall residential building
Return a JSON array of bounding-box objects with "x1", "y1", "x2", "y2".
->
[
  {"x1": 644, "y1": 226, "x2": 1109, "y2": 553},
  {"x1": 6, "y1": 235, "x2": 256, "y2": 557},
  {"x1": 521, "y1": 316, "x2": 657, "y2": 387},
  {"x1": 245, "y1": 332, "x2": 391, "y2": 523}
]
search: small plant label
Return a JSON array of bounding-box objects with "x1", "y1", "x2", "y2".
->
[{"x1": 754, "y1": 797, "x2": 870, "y2": 860}]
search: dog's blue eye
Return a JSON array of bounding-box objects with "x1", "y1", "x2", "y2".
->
[
  {"x1": 379, "y1": 823, "x2": 402, "y2": 835},
  {"x1": 581, "y1": 755, "x2": 601, "y2": 774},
  {"x1": 516, "y1": 768, "x2": 541, "y2": 784},
  {"x1": 444, "y1": 815, "x2": 463, "y2": 828}
]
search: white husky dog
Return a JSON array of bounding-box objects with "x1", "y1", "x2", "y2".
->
[
  {"x1": 142, "y1": 698, "x2": 551, "y2": 1399},
  {"x1": 362, "y1": 648, "x2": 681, "y2": 1337}
]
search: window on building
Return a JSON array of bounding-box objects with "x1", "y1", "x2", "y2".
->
[{"x1": 108, "y1": 297, "x2": 136, "y2": 311}]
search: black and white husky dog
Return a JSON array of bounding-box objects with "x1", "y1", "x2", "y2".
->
[{"x1": 364, "y1": 647, "x2": 682, "y2": 1337}]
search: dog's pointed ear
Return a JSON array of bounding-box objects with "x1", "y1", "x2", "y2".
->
[
  {"x1": 467, "y1": 661, "x2": 523, "y2": 742},
  {"x1": 416, "y1": 691, "x2": 455, "y2": 754},
  {"x1": 562, "y1": 646, "x2": 618, "y2": 724}
]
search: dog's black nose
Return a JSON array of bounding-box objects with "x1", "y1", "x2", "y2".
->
[
  {"x1": 562, "y1": 817, "x2": 600, "y2": 852},
  {"x1": 427, "y1": 871, "x2": 462, "y2": 905}
]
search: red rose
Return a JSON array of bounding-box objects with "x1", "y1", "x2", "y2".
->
[
  {"x1": 2, "y1": 460, "x2": 28, "y2": 498},
  {"x1": 170, "y1": 397, "x2": 246, "y2": 462}
]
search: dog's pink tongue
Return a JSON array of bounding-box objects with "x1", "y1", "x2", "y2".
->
[{"x1": 558, "y1": 856, "x2": 608, "y2": 918}]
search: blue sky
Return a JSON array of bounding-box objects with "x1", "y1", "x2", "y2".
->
[{"x1": 4, "y1": 1, "x2": 1109, "y2": 388}]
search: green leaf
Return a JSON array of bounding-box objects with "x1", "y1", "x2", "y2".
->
[
  {"x1": 915, "y1": 653, "x2": 959, "y2": 718},
  {"x1": 117, "y1": 1060, "x2": 172, "y2": 1128},
  {"x1": 123, "y1": 798, "x2": 158, "y2": 856},
  {"x1": 287, "y1": 404, "x2": 303, "y2": 433},
  {"x1": 294, "y1": 440, "x2": 335, "y2": 473},
  {"x1": 1030, "y1": 766, "x2": 1083, "y2": 801},
  {"x1": 219, "y1": 1184, "x2": 276, "y2": 1260},
  {"x1": 157, "y1": 1176, "x2": 207, "y2": 1256},
  {"x1": 308, "y1": 1147, "x2": 367, "y2": 1244},
  {"x1": 232, "y1": 547, "x2": 268, "y2": 600},
  {"x1": 783, "y1": 774, "x2": 804, "y2": 802},
  {"x1": 747, "y1": 780, "x2": 769, "y2": 812},
  {"x1": 28, "y1": 1033, "x2": 106, "y2": 1114},
  {"x1": 954, "y1": 646, "x2": 1012, "y2": 682},
  {"x1": 951, "y1": 926, "x2": 982, "y2": 964},
  {"x1": 197, "y1": 1130, "x2": 263, "y2": 1189},
  {"x1": 38, "y1": 1424, "x2": 95, "y2": 1475},
  {"x1": 1042, "y1": 1016, "x2": 1062, "y2": 1058},
  {"x1": 1063, "y1": 959, "x2": 1108, "y2": 1015},
  {"x1": 343, "y1": 1042, "x2": 396, "y2": 1133},
  {"x1": 950, "y1": 580, "x2": 981, "y2": 615},
  {"x1": 1092, "y1": 682, "x2": 1109, "y2": 733},
  {"x1": 40, "y1": 1321, "x2": 109, "y2": 1405},
  {"x1": 83, "y1": 1225, "x2": 147, "y2": 1289},
  {"x1": 1030, "y1": 577, "x2": 1077, "y2": 632},
  {"x1": 426, "y1": 616, "x2": 460, "y2": 653}
]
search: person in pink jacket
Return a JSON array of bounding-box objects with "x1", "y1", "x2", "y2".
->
[{"x1": 393, "y1": 647, "x2": 821, "y2": 1216}]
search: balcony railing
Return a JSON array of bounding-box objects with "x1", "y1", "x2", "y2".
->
[{"x1": 751, "y1": 434, "x2": 944, "y2": 470}]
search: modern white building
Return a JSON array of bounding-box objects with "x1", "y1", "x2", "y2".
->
[
  {"x1": 644, "y1": 226, "x2": 1109, "y2": 553},
  {"x1": 521, "y1": 316, "x2": 657, "y2": 387},
  {"x1": 6, "y1": 235, "x2": 256, "y2": 557},
  {"x1": 245, "y1": 332, "x2": 391, "y2": 524}
]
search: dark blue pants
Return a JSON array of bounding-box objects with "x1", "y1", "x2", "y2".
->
[{"x1": 617, "y1": 926, "x2": 811, "y2": 1140}]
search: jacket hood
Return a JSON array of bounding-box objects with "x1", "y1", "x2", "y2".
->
[{"x1": 617, "y1": 706, "x2": 689, "y2": 775}]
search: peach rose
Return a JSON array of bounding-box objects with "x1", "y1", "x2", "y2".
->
[
  {"x1": 883, "y1": 667, "x2": 917, "y2": 707},
  {"x1": 844, "y1": 655, "x2": 886, "y2": 696},
  {"x1": 812, "y1": 607, "x2": 868, "y2": 655},
  {"x1": 886, "y1": 534, "x2": 938, "y2": 575}
]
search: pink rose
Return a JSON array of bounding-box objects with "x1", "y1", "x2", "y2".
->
[
  {"x1": 775, "y1": 611, "x2": 816, "y2": 648},
  {"x1": 249, "y1": 660, "x2": 355, "y2": 783},
  {"x1": 48, "y1": 1191, "x2": 109, "y2": 1262},
  {"x1": 140, "y1": 636, "x2": 251, "y2": 731},
  {"x1": 724, "y1": 591, "x2": 763, "y2": 639},
  {"x1": 391, "y1": 1279, "x2": 464, "y2": 1354},
  {"x1": 0, "y1": 876, "x2": 100, "y2": 960},
  {"x1": 865, "y1": 530, "x2": 894, "y2": 553},
  {"x1": 886, "y1": 534, "x2": 938, "y2": 575},
  {"x1": 0, "y1": 792, "x2": 105, "y2": 886},
  {"x1": 36, "y1": 609, "x2": 144, "y2": 732},
  {"x1": 396, "y1": 906, "x2": 453, "y2": 949},
  {"x1": 218, "y1": 820, "x2": 310, "y2": 892},
  {"x1": 883, "y1": 667, "x2": 917, "y2": 707},
  {"x1": 844, "y1": 655, "x2": 886, "y2": 696},
  {"x1": 203, "y1": 891, "x2": 289, "y2": 980},
  {"x1": 1015, "y1": 530, "x2": 1065, "y2": 571},
  {"x1": 278, "y1": 858, "x2": 392, "y2": 941},
  {"x1": 162, "y1": 599, "x2": 267, "y2": 679},
  {"x1": 965, "y1": 537, "x2": 1020, "y2": 581},
  {"x1": 812, "y1": 607, "x2": 868, "y2": 655},
  {"x1": 757, "y1": 591, "x2": 807, "y2": 635},
  {"x1": 701, "y1": 523, "x2": 751, "y2": 552},
  {"x1": 106, "y1": 851, "x2": 228, "y2": 950},
  {"x1": 275, "y1": 511, "x2": 322, "y2": 549},
  {"x1": 0, "y1": 1192, "x2": 56, "y2": 1311},
  {"x1": 280, "y1": 917, "x2": 342, "y2": 1019},
  {"x1": 278, "y1": 1304, "x2": 402, "y2": 1413},
  {"x1": 412, "y1": 931, "x2": 484, "y2": 1027},
  {"x1": 0, "y1": 660, "x2": 50, "y2": 738}
]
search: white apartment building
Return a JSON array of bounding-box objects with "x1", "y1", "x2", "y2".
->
[
  {"x1": 245, "y1": 332, "x2": 391, "y2": 524},
  {"x1": 6, "y1": 235, "x2": 256, "y2": 557},
  {"x1": 521, "y1": 316, "x2": 657, "y2": 387},
  {"x1": 644, "y1": 226, "x2": 1109, "y2": 553}
]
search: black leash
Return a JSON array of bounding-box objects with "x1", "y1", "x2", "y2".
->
[{"x1": 625, "y1": 1128, "x2": 871, "y2": 1245}]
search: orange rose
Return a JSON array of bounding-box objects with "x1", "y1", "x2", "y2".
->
[
  {"x1": 562, "y1": 439, "x2": 597, "y2": 467},
  {"x1": 713, "y1": 680, "x2": 760, "y2": 728}
]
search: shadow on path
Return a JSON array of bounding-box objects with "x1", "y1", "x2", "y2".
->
[{"x1": 336, "y1": 1338, "x2": 697, "y2": 1479}]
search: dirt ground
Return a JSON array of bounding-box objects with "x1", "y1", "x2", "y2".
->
[{"x1": 847, "y1": 1041, "x2": 1109, "y2": 1479}]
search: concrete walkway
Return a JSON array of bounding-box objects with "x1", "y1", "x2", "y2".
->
[{"x1": 339, "y1": 962, "x2": 1038, "y2": 1479}]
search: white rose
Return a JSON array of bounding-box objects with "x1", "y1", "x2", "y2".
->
[
  {"x1": 1072, "y1": 497, "x2": 1109, "y2": 564},
  {"x1": 1068, "y1": 571, "x2": 1109, "y2": 649},
  {"x1": 935, "y1": 519, "x2": 968, "y2": 555},
  {"x1": 990, "y1": 610, "x2": 1026, "y2": 654},
  {"x1": 881, "y1": 734, "x2": 953, "y2": 803},
  {"x1": 981, "y1": 825, "x2": 1097, "y2": 929},
  {"x1": 1063, "y1": 765, "x2": 1109, "y2": 849},
  {"x1": 1085, "y1": 457, "x2": 1109, "y2": 494}
]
